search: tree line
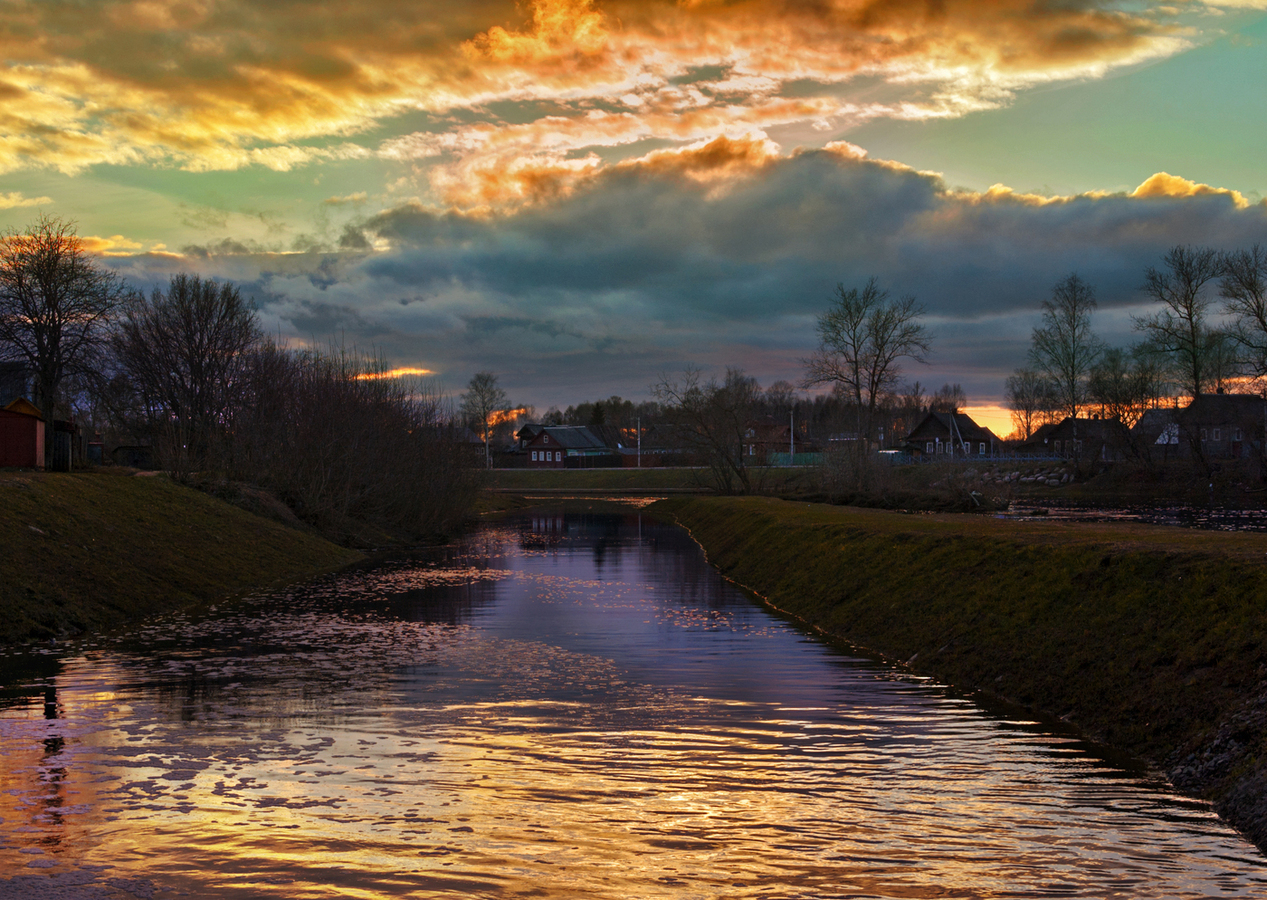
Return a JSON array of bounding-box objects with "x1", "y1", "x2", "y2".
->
[
  {"x1": 0, "y1": 216, "x2": 479, "y2": 541},
  {"x1": 1006, "y1": 245, "x2": 1267, "y2": 442}
]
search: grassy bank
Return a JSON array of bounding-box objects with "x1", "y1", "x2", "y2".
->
[
  {"x1": 0, "y1": 471, "x2": 363, "y2": 645},
  {"x1": 654, "y1": 495, "x2": 1267, "y2": 851}
]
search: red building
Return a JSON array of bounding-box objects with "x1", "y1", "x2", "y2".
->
[{"x1": 0, "y1": 398, "x2": 45, "y2": 468}]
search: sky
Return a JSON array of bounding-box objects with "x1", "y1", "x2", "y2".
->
[{"x1": 2, "y1": 0, "x2": 1266, "y2": 433}]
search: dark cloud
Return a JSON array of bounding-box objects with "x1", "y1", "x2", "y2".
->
[
  {"x1": 350, "y1": 146, "x2": 1267, "y2": 403},
  {"x1": 105, "y1": 148, "x2": 1267, "y2": 408}
]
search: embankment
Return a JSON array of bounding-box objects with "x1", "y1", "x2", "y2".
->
[
  {"x1": 0, "y1": 472, "x2": 363, "y2": 645},
  {"x1": 655, "y1": 495, "x2": 1267, "y2": 852}
]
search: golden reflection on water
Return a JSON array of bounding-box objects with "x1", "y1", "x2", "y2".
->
[{"x1": 1, "y1": 514, "x2": 1265, "y2": 898}]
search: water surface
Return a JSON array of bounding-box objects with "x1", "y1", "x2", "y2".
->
[{"x1": 1, "y1": 510, "x2": 1264, "y2": 898}]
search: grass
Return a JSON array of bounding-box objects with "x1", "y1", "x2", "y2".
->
[
  {"x1": 652, "y1": 495, "x2": 1267, "y2": 850},
  {"x1": 0, "y1": 470, "x2": 363, "y2": 645}
]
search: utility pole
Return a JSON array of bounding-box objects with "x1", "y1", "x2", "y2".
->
[
  {"x1": 789, "y1": 410, "x2": 794, "y2": 465},
  {"x1": 637, "y1": 416, "x2": 641, "y2": 468}
]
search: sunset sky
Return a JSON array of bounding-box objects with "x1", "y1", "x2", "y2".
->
[{"x1": 2, "y1": 0, "x2": 1266, "y2": 428}]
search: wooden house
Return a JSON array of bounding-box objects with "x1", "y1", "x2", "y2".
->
[
  {"x1": 0, "y1": 398, "x2": 44, "y2": 468},
  {"x1": 524, "y1": 425, "x2": 619, "y2": 468},
  {"x1": 1014, "y1": 416, "x2": 1128, "y2": 461},
  {"x1": 902, "y1": 411, "x2": 1002, "y2": 458}
]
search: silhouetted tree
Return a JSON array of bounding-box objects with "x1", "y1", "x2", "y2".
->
[
  {"x1": 653, "y1": 366, "x2": 759, "y2": 493},
  {"x1": 930, "y1": 382, "x2": 967, "y2": 413},
  {"x1": 0, "y1": 215, "x2": 128, "y2": 425},
  {"x1": 111, "y1": 274, "x2": 261, "y2": 472},
  {"x1": 1005, "y1": 368, "x2": 1057, "y2": 440},
  {"x1": 801, "y1": 277, "x2": 930, "y2": 443},
  {"x1": 1134, "y1": 246, "x2": 1225, "y2": 399},
  {"x1": 461, "y1": 371, "x2": 506, "y2": 468},
  {"x1": 1030, "y1": 273, "x2": 1102, "y2": 420},
  {"x1": 1221, "y1": 244, "x2": 1267, "y2": 379}
]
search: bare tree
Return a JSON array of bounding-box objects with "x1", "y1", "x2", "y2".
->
[
  {"x1": 461, "y1": 371, "x2": 507, "y2": 468},
  {"x1": 1221, "y1": 244, "x2": 1267, "y2": 380},
  {"x1": 0, "y1": 215, "x2": 128, "y2": 424},
  {"x1": 1087, "y1": 347, "x2": 1156, "y2": 430},
  {"x1": 1005, "y1": 368, "x2": 1057, "y2": 440},
  {"x1": 111, "y1": 274, "x2": 261, "y2": 473},
  {"x1": 1133, "y1": 246, "x2": 1224, "y2": 399},
  {"x1": 653, "y1": 366, "x2": 759, "y2": 494},
  {"x1": 801, "y1": 277, "x2": 930, "y2": 443},
  {"x1": 1030, "y1": 273, "x2": 1102, "y2": 420},
  {"x1": 930, "y1": 382, "x2": 967, "y2": 413}
]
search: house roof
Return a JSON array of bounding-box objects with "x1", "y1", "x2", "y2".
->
[
  {"x1": 1014, "y1": 416, "x2": 1123, "y2": 452},
  {"x1": 3, "y1": 397, "x2": 43, "y2": 420},
  {"x1": 530, "y1": 425, "x2": 612, "y2": 451},
  {"x1": 904, "y1": 411, "x2": 998, "y2": 444},
  {"x1": 1182, "y1": 392, "x2": 1267, "y2": 422}
]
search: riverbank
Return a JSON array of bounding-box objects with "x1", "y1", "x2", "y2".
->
[
  {"x1": 653, "y1": 495, "x2": 1267, "y2": 852},
  {"x1": 0, "y1": 471, "x2": 363, "y2": 646}
]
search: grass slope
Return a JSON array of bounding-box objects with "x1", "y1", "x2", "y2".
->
[
  {"x1": 654, "y1": 496, "x2": 1267, "y2": 851},
  {"x1": 0, "y1": 472, "x2": 363, "y2": 644}
]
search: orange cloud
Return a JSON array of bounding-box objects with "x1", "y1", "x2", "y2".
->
[
  {"x1": 81, "y1": 233, "x2": 145, "y2": 255},
  {"x1": 355, "y1": 367, "x2": 435, "y2": 379},
  {"x1": 0, "y1": 0, "x2": 1189, "y2": 180},
  {"x1": 1131, "y1": 172, "x2": 1250, "y2": 208}
]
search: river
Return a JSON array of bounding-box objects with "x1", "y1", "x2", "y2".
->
[{"x1": 1, "y1": 509, "x2": 1264, "y2": 898}]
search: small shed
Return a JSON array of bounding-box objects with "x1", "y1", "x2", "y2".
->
[{"x1": 0, "y1": 398, "x2": 45, "y2": 468}]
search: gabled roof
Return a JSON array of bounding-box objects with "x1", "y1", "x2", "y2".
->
[
  {"x1": 3, "y1": 397, "x2": 43, "y2": 420},
  {"x1": 1182, "y1": 392, "x2": 1267, "y2": 422},
  {"x1": 530, "y1": 425, "x2": 612, "y2": 451},
  {"x1": 1014, "y1": 416, "x2": 1123, "y2": 451},
  {"x1": 905, "y1": 410, "x2": 998, "y2": 444}
]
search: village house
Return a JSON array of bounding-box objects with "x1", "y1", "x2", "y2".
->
[
  {"x1": 0, "y1": 397, "x2": 45, "y2": 468},
  {"x1": 522, "y1": 425, "x2": 620, "y2": 468},
  {"x1": 1014, "y1": 416, "x2": 1129, "y2": 461},
  {"x1": 1129, "y1": 394, "x2": 1265, "y2": 461},
  {"x1": 902, "y1": 410, "x2": 1002, "y2": 458},
  {"x1": 1178, "y1": 393, "x2": 1266, "y2": 460}
]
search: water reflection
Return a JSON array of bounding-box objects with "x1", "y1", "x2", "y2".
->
[{"x1": 0, "y1": 510, "x2": 1264, "y2": 899}]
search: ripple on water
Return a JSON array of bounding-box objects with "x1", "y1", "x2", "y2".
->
[{"x1": 1, "y1": 512, "x2": 1264, "y2": 899}]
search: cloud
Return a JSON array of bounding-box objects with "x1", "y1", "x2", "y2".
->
[
  {"x1": 95, "y1": 139, "x2": 1267, "y2": 408},
  {"x1": 82, "y1": 233, "x2": 145, "y2": 255},
  {"x1": 1130, "y1": 172, "x2": 1250, "y2": 208},
  {"x1": 0, "y1": 191, "x2": 52, "y2": 209},
  {"x1": 0, "y1": 0, "x2": 1190, "y2": 179}
]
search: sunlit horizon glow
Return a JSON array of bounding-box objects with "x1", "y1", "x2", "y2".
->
[
  {"x1": 2, "y1": 2, "x2": 1265, "y2": 415},
  {"x1": 354, "y1": 367, "x2": 436, "y2": 380}
]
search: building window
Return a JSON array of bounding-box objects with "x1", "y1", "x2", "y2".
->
[
  {"x1": 1213, "y1": 428, "x2": 1222, "y2": 441},
  {"x1": 1054, "y1": 440, "x2": 1061, "y2": 454},
  {"x1": 979, "y1": 442, "x2": 986, "y2": 455},
  {"x1": 1235, "y1": 428, "x2": 1244, "y2": 441},
  {"x1": 532, "y1": 451, "x2": 538, "y2": 461},
  {"x1": 926, "y1": 441, "x2": 933, "y2": 454},
  {"x1": 1201, "y1": 428, "x2": 1208, "y2": 441}
]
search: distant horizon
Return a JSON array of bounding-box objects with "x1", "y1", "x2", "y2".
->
[{"x1": 3, "y1": 2, "x2": 1265, "y2": 417}]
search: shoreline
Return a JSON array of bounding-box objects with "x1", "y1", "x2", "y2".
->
[
  {"x1": 0, "y1": 471, "x2": 363, "y2": 647},
  {"x1": 649, "y1": 495, "x2": 1267, "y2": 854}
]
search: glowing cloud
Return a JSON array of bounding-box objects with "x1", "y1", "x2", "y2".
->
[
  {"x1": 0, "y1": 191, "x2": 53, "y2": 209},
  {"x1": 1131, "y1": 172, "x2": 1250, "y2": 208},
  {"x1": 0, "y1": 0, "x2": 1191, "y2": 180},
  {"x1": 355, "y1": 367, "x2": 436, "y2": 380}
]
